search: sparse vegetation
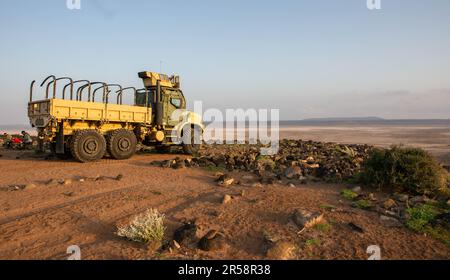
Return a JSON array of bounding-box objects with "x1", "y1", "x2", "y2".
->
[
  {"x1": 305, "y1": 239, "x2": 321, "y2": 247},
  {"x1": 405, "y1": 204, "x2": 450, "y2": 246},
  {"x1": 203, "y1": 164, "x2": 226, "y2": 173},
  {"x1": 117, "y1": 208, "x2": 165, "y2": 243},
  {"x1": 352, "y1": 199, "x2": 374, "y2": 210},
  {"x1": 320, "y1": 204, "x2": 336, "y2": 212},
  {"x1": 359, "y1": 146, "x2": 449, "y2": 196},
  {"x1": 406, "y1": 204, "x2": 439, "y2": 232},
  {"x1": 340, "y1": 189, "x2": 359, "y2": 200},
  {"x1": 313, "y1": 222, "x2": 332, "y2": 233}
]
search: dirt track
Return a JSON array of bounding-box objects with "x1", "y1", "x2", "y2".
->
[{"x1": 0, "y1": 150, "x2": 449, "y2": 260}]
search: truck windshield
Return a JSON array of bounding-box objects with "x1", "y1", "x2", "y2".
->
[{"x1": 135, "y1": 90, "x2": 153, "y2": 107}]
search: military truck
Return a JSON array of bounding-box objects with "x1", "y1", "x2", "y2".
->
[{"x1": 27, "y1": 72, "x2": 204, "y2": 162}]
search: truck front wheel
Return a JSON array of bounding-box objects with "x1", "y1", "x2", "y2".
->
[
  {"x1": 70, "y1": 130, "x2": 106, "y2": 163},
  {"x1": 182, "y1": 125, "x2": 202, "y2": 155},
  {"x1": 106, "y1": 129, "x2": 137, "y2": 160}
]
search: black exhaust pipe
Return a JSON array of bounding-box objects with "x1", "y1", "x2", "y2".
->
[{"x1": 155, "y1": 80, "x2": 163, "y2": 126}]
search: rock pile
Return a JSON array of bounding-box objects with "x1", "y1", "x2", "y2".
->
[{"x1": 152, "y1": 140, "x2": 373, "y2": 183}]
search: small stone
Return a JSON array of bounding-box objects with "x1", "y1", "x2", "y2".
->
[
  {"x1": 288, "y1": 183, "x2": 296, "y2": 188},
  {"x1": 78, "y1": 178, "x2": 85, "y2": 182},
  {"x1": 222, "y1": 194, "x2": 232, "y2": 204},
  {"x1": 214, "y1": 172, "x2": 225, "y2": 178},
  {"x1": 172, "y1": 240, "x2": 181, "y2": 249},
  {"x1": 284, "y1": 166, "x2": 302, "y2": 179},
  {"x1": 94, "y1": 175, "x2": 104, "y2": 181},
  {"x1": 394, "y1": 193, "x2": 409, "y2": 202},
  {"x1": 115, "y1": 174, "x2": 124, "y2": 181},
  {"x1": 45, "y1": 179, "x2": 57, "y2": 186},
  {"x1": 161, "y1": 160, "x2": 172, "y2": 168},
  {"x1": 266, "y1": 241, "x2": 296, "y2": 260},
  {"x1": 291, "y1": 209, "x2": 324, "y2": 229},
  {"x1": 63, "y1": 191, "x2": 74, "y2": 197},
  {"x1": 62, "y1": 179, "x2": 72, "y2": 185},
  {"x1": 352, "y1": 186, "x2": 362, "y2": 193},
  {"x1": 306, "y1": 156, "x2": 315, "y2": 164},
  {"x1": 240, "y1": 190, "x2": 245, "y2": 197},
  {"x1": 198, "y1": 230, "x2": 226, "y2": 251},
  {"x1": 251, "y1": 183, "x2": 262, "y2": 188},
  {"x1": 447, "y1": 199, "x2": 450, "y2": 207},
  {"x1": 242, "y1": 175, "x2": 255, "y2": 181},
  {"x1": 410, "y1": 196, "x2": 426, "y2": 206},
  {"x1": 24, "y1": 183, "x2": 37, "y2": 190},
  {"x1": 348, "y1": 222, "x2": 364, "y2": 233},
  {"x1": 298, "y1": 176, "x2": 307, "y2": 184},
  {"x1": 380, "y1": 215, "x2": 402, "y2": 227},
  {"x1": 172, "y1": 160, "x2": 186, "y2": 169},
  {"x1": 217, "y1": 174, "x2": 234, "y2": 187},
  {"x1": 368, "y1": 193, "x2": 377, "y2": 201},
  {"x1": 383, "y1": 199, "x2": 397, "y2": 210}
]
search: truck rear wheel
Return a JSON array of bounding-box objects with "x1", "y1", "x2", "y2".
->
[
  {"x1": 106, "y1": 129, "x2": 137, "y2": 160},
  {"x1": 182, "y1": 125, "x2": 202, "y2": 155},
  {"x1": 70, "y1": 130, "x2": 106, "y2": 163}
]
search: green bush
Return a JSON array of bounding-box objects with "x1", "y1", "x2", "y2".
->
[
  {"x1": 340, "y1": 189, "x2": 359, "y2": 200},
  {"x1": 359, "y1": 146, "x2": 449, "y2": 196},
  {"x1": 406, "y1": 204, "x2": 450, "y2": 246}
]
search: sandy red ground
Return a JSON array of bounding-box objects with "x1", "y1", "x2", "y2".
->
[{"x1": 0, "y1": 150, "x2": 449, "y2": 260}]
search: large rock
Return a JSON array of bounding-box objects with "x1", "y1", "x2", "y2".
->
[
  {"x1": 198, "y1": 230, "x2": 226, "y2": 251},
  {"x1": 173, "y1": 222, "x2": 197, "y2": 245},
  {"x1": 266, "y1": 241, "x2": 296, "y2": 260},
  {"x1": 291, "y1": 209, "x2": 324, "y2": 229}
]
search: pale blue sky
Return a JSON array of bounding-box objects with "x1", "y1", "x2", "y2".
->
[{"x1": 0, "y1": 0, "x2": 449, "y2": 123}]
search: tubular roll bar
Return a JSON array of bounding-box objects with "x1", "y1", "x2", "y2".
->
[
  {"x1": 91, "y1": 83, "x2": 109, "y2": 103},
  {"x1": 29, "y1": 80, "x2": 36, "y2": 102},
  {"x1": 103, "y1": 84, "x2": 123, "y2": 104},
  {"x1": 47, "y1": 77, "x2": 74, "y2": 99},
  {"x1": 30, "y1": 75, "x2": 137, "y2": 105},
  {"x1": 40, "y1": 75, "x2": 56, "y2": 99},
  {"x1": 78, "y1": 82, "x2": 105, "y2": 101},
  {"x1": 64, "y1": 80, "x2": 91, "y2": 100},
  {"x1": 116, "y1": 87, "x2": 137, "y2": 105}
]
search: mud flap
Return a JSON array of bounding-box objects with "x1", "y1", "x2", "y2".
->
[{"x1": 56, "y1": 122, "x2": 65, "y2": 154}]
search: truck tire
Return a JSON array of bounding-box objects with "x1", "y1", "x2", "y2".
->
[
  {"x1": 70, "y1": 130, "x2": 106, "y2": 163},
  {"x1": 182, "y1": 125, "x2": 202, "y2": 155},
  {"x1": 106, "y1": 129, "x2": 137, "y2": 160}
]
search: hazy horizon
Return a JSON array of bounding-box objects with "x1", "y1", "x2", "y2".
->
[
  {"x1": 2, "y1": 117, "x2": 450, "y2": 128},
  {"x1": 1, "y1": 0, "x2": 450, "y2": 124}
]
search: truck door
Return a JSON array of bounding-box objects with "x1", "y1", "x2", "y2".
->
[{"x1": 163, "y1": 89, "x2": 185, "y2": 127}]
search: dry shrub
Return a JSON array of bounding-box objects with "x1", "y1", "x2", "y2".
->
[{"x1": 117, "y1": 208, "x2": 165, "y2": 243}]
